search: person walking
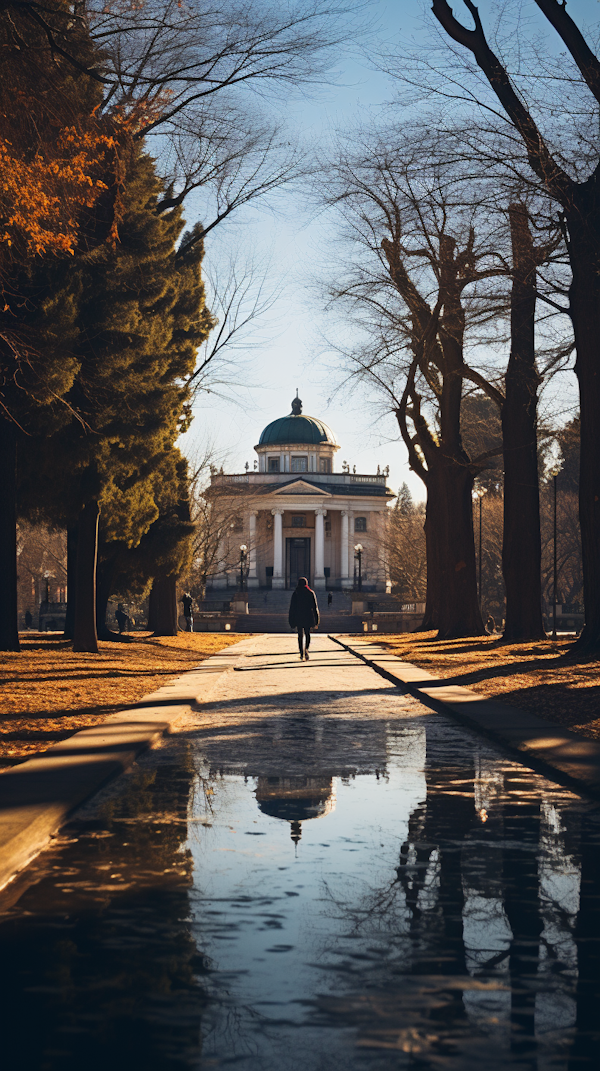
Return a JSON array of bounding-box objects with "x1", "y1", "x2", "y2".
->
[
  {"x1": 288, "y1": 576, "x2": 319, "y2": 661},
  {"x1": 115, "y1": 604, "x2": 129, "y2": 634},
  {"x1": 182, "y1": 592, "x2": 194, "y2": 632}
]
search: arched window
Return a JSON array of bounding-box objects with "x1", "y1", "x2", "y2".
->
[{"x1": 354, "y1": 516, "x2": 367, "y2": 532}]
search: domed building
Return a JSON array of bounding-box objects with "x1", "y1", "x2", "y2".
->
[{"x1": 208, "y1": 394, "x2": 394, "y2": 592}]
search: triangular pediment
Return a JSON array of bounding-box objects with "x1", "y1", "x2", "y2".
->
[{"x1": 272, "y1": 479, "x2": 332, "y2": 496}]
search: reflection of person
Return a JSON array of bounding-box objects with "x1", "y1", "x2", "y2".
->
[
  {"x1": 327, "y1": 592, "x2": 333, "y2": 608},
  {"x1": 288, "y1": 577, "x2": 319, "y2": 661},
  {"x1": 182, "y1": 592, "x2": 194, "y2": 632}
]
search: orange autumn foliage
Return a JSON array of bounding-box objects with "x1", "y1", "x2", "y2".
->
[{"x1": 0, "y1": 127, "x2": 116, "y2": 257}]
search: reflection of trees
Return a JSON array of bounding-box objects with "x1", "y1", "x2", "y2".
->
[
  {"x1": 0, "y1": 746, "x2": 207, "y2": 1070},
  {"x1": 502, "y1": 773, "x2": 544, "y2": 1061},
  {"x1": 317, "y1": 741, "x2": 588, "y2": 1066},
  {"x1": 568, "y1": 810, "x2": 600, "y2": 1069}
]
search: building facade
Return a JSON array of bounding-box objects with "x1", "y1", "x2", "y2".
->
[{"x1": 208, "y1": 396, "x2": 394, "y2": 592}]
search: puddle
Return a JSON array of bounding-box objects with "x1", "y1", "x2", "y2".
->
[{"x1": 1, "y1": 708, "x2": 599, "y2": 1070}]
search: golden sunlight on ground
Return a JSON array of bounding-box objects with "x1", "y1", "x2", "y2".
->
[
  {"x1": 363, "y1": 633, "x2": 600, "y2": 741},
  {"x1": 0, "y1": 632, "x2": 243, "y2": 765}
]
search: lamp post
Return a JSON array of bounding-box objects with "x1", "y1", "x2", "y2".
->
[
  {"x1": 551, "y1": 467, "x2": 560, "y2": 640},
  {"x1": 354, "y1": 544, "x2": 363, "y2": 592},
  {"x1": 472, "y1": 487, "x2": 487, "y2": 610},
  {"x1": 43, "y1": 571, "x2": 53, "y2": 603},
  {"x1": 239, "y1": 544, "x2": 248, "y2": 591}
]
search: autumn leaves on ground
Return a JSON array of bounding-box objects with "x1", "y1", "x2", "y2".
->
[
  {"x1": 365, "y1": 633, "x2": 600, "y2": 741},
  {"x1": 2, "y1": 629, "x2": 600, "y2": 768},
  {"x1": 0, "y1": 633, "x2": 241, "y2": 766}
]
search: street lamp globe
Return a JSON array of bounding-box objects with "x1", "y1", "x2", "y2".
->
[
  {"x1": 240, "y1": 544, "x2": 247, "y2": 552},
  {"x1": 354, "y1": 543, "x2": 363, "y2": 553}
]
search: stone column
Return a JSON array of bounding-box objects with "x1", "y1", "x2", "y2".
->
[
  {"x1": 212, "y1": 538, "x2": 228, "y2": 589},
  {"x1": 340, "y1": 510, "x2": 349, "y2": 584},
  {"x1": 342, "y1": 510, "x2": 353, "y2": 588},
  {"x1": 271, "y1": 509, "x2": 285, "y2": 589},
  {"x1": 248, "y1": 511, "x2": 259, "y2": 588},
  {"x1": 314, "y1": 508, "x2": 327, "y2": 590}
]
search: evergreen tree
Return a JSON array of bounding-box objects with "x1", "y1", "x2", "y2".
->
[
  {"x1": 17, "y1": 147, "x2": 213, "y2": 651},
  {"x1": 0, "y1": 1, "x2": 122, "y2": 651},
  {"x1": 395, "y1": 483, "x2": 414, "y2": 517},
  {"x1": 96, "y1": 448, "x2": 195, "y2": 639}
]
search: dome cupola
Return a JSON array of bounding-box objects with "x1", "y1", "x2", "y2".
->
[
  {"x1": 255, "y1": 392, "x2": 339, "y2": 474},
  {"x1": 258, "y1": 394, "x2": 338, "y2": 447}
]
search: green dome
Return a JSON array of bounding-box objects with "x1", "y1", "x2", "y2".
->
[
  {"x1": 259, "y1": 396, "x2": 337, "y2": 446},
  {"x1": 259, "y1": 414, "x2": 337, "y2": 446}
]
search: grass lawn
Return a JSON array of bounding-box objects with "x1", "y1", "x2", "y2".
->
[
  {"x1": 0, "y1": 632, "x2": 243, "y2": 766},
  {"x1": 362, "y1": 632, "x2": 600, "y2": 741}
]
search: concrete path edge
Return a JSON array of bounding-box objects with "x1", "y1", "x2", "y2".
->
[
  {"x1": 330, "y1": 634, "x2": 600, "y2": 800},
  {"x1": 0, "y1": 637, "x2": 259, "y2": 891}
]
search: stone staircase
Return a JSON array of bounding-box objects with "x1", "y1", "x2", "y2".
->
[
  {"x1": 234, "y1": 613, "x2": 363, "y2": 634},
  {"x1": 247, "y1": 588, "x2": 353, "y2": 614}
]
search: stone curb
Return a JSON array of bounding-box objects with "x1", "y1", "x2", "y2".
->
[
  {"x1": 329, "y1": 635, "x2": 600, "y2": 800},
  {"x1": 0, "y1": 637, "x2": 259, "y2": 891}
]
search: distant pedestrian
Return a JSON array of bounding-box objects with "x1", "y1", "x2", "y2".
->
[
  {"x1": 115, "y1": 604, "x2": 128, "y2": 634},
  {"x1": 327, "y1": 592, "x2": 333, "y2": 608},
  {"x1": 288, "y1": 577, "x2": 319, "y2": 661},
  {"x1": 485, "y1": 614, "x2": 496, "y2": 635},
  {"x1": 24, "y1": 609, "x2": 32, "y2": 630},
  {"x1": 182, "y1": 592, "x2": 194, "y2": 632}
]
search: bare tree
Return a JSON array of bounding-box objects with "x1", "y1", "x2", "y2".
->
[
  {"x1": 427, "y1": 0, "x2": 600, "y2": 652},
  {"x1": 320, "y1": 131, "x2": 515, "y2": 636},
  {"x1": 384, "y1": 485, "x2": 427, "y2": 604},
  {"x1": 184, "y1": 456, "x2": 267, "y2": 600},
  {"x1": 85, "y1": 0, "x2": 365, "y2": 239}
]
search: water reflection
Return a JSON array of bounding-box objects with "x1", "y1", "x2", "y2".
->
[
  {"x1": 0, "y1": 746, "x2": 207, "y2": 1070},
  {"x1": 255, "y1": 776, "x2": 336, "y2": 844},
  {"x1": 1, "y1": 710, "x2": 600, "y2": 1070}
]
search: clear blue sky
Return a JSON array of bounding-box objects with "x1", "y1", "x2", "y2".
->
[{"x1": 181, "y1": 0, "x2": 595, "y2": 497}]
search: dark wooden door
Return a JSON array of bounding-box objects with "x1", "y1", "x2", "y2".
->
[{"x1": 286, "y1": 537, "x2": 311, "y2": 588}]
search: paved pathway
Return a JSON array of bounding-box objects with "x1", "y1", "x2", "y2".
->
[
  {"x1": 3, "y1": 632, "x2": 600, "y2": 1070},
  {"x1": 187, "y1": 633, "x2": 426, "y2": 772}
]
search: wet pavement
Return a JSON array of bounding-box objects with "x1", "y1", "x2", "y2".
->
[{"x1": 1, "y1": 635, "x2": 600, "y2": 1070}]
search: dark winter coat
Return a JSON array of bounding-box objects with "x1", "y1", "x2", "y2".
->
[{"x1": 288, "y1": 584, "x2": 319, "y2": 629}]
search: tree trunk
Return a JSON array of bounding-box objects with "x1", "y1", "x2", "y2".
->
[
  {"x1": 0, "y1": 420, "x2": 20, "y2": 651},
  {"x1": 63, "y1": 525, "x2": 78, "y2": 640},
  {"x1": 502, "y1": 204, "x2": 545, "y2": 642},
  {"x1": 149, "y1": 574, "x2": 179, "y2": 636},
  {"x1": 502, "y1": 776, "x2": 543, "y2": 1059},
  {"x1": 415, "y1": 488, "x2": 440, "y2": 631},
  {"x1": 73, "y1": 501, "x2": 99, "y2": 654},
  {"x1": 568, "y1": 810, "x2": 600, "y2": 1069},
  {"x1": 568, "y1": 206, "x2": 600, "y2": 653},
  {"x1": 432, "y1": 457, "x2": 485, "y2": 639}
]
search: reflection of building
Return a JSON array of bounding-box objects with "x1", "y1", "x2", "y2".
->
[
  {"x1": 208, "y1": 394, "x2": 394, "y2": 592},
  {"x1": 255, "y1": 776, "x2": 336, "y2": 844}
]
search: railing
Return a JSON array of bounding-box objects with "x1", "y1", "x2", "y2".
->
[{"x1": 350, "y1": 475, "x2": 386, "y2": 484}]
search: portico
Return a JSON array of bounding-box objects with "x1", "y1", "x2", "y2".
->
[{"x1": 207, "y1": 396, "x2": 394, "y2": 593}]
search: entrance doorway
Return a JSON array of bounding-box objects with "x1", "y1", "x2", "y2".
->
[{"x1": 286, "y1": 537, "x2": 311, "y2": 588}]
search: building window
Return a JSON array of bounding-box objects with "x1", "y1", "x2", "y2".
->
[
  {"x1": 291, "y1": 514, "x2": 306, "y2": 527},
  {"x1": 354, "y1": 516, "x2": 367, "y2": 532},
  {"x1": 291, "y1": 456, "x2": 308, "y2": 472},
  {"x1": 325, "y1": 518, "x2": 331, "y2": 536},
  {"x1": 268, "y1": 457, "x2": 280, "y2": 472},
  {"x1": 319, "y1": 458, "x2": 331, "y2": 473}
]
